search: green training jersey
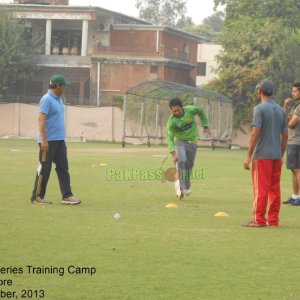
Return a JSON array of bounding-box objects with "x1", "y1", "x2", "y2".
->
[{"x1": 166, "y1": 105, "x2": 209, "y2": 152}]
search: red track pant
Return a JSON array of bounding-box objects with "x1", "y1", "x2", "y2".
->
[{"x1": 251, "y1": 159, "x2": 282, "y2": 226}]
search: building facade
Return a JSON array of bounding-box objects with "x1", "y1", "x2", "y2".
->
[
  {"x1": 196, "y1": 43, "x2": 222, "y2": 86},
  {"x1": 4, "y1": 1, "x2": 202, "y2": 106}
]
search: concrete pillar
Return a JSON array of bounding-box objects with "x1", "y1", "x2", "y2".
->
[
  {"x1": 79, "y1": 81, "x2": 84, "y2": 105},
  {"x1": 81, "y1": 20, "x2": 89, "y2": 56},
  {"x1": 45, "y1": 19, "x2": 52, "y2": 55}
]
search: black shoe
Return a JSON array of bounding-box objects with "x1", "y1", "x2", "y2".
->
[
  {"x1": 282, "y1": 197, "x2": 295, "y2": 204},
  {"x1": 291, "y1": 198, "x2": 300, "y2": 206}
]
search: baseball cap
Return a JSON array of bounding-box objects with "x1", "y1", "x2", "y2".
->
[
  {"x1": 50, "y1": 74, "x2": 71, "y2": 86},
  {"x1": 256, "y1": 79, "x2": 274, "y2": 95}
]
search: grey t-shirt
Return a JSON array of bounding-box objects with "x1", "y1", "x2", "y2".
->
[
  {"x1": 288, "y1": 103, "x2": 300, "y2": 145},
  {"x1": 252, "y1": 100, "x2": 288, "y2": 159}
]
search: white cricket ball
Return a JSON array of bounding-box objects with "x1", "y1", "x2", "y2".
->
[{"x1": 113, "y1": 213, "x2": 121, "y2": 220}]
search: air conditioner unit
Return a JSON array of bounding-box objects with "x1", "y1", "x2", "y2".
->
[{"x1": 97, "y1": 23, "x2": 110, "y2": 32}]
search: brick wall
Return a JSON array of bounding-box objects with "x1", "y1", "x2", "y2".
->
[
  {"x1": 100, "y1": 64, "x2": 153, "y2": 103},
  {"x1": 160, "y1": 31, "x2": 198, "y2": 64},
  {"x1": 110, "y1": 30, "x2": 157, "y2": 53},
  {"x1": 108, "y1": 29, "x2": 198, "y2": 64},
  {"x1": 14, "y1": 0, "x2": 69, "y2": 5},
  {"x1": 96, "y1": 63, "x2": 192, "y2": 104}
]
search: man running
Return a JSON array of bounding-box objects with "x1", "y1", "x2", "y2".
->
[{"x1": 166, "y1": 98, "x2": 210, "y2": 197}]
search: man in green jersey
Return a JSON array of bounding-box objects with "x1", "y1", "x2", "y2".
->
[{"x1": 166, "y1": 98, "x2": 210, "y2": 197}]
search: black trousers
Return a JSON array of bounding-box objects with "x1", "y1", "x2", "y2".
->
[{"x1": 31, "y1": 141, "x2": 73, "y2": 201}]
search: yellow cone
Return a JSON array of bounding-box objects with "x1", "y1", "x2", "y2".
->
[
  {"x1": 165, "y1": 203, "x2": 178, "y2": 208},
  {"x1": 100, "y1": 163, "x2": 107, "y2": 167},
  {"x1": 214, "y1": 211, "x2": 229, "y2": 217}
]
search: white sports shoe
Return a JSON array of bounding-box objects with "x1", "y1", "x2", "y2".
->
[
  {"x1": 62, "y1": 196, "x2": 81, "y2": 205},
  {"x1": 182, "y1": 188, "x2": 191, "y2": 196}
]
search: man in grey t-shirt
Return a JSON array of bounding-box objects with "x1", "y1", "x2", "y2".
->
[
  {"x1": 243, "y1": 79, "x2": 288, "y2": 227},
  {"x1": 282, "y1": 82, "x2": 300, "y2": 205}
]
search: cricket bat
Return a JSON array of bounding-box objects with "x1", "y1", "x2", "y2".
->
[
  {"x1": 159, "y1": 155, "x2": 168, "y2": 183},
  {"x1": 175, "y1": 162, "x2": 182, "y2": 199},
  {"x1": 35, "y1": 150, "x2": 47, "y2": 198}
]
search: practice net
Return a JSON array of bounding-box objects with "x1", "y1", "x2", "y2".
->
[{"x1": 122, "y1": 80, "x2": 233, "y2": 149}]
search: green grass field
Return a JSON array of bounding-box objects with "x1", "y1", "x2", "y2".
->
[{"x1": 1, "y1": 139, "x2": 300, "y2": 300}]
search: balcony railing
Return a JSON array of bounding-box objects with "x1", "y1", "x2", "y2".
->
[
  {"x1": 93, "y1": 44, "x2": 189, "y2": 62},
  {"x1": 37, "y1": 55, "x2": 91, "y2": 66}
]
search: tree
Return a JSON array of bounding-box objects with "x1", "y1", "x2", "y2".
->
[
  {"x1": 202, "y1": 11, "x2": 224, "y2": 33},
  {"x1": 183, "y1": 11, "x2": 224, "y2": 43},
  {"x1": 0, "y1": 7, "x2": 42, "y2": 96},
  {"x1": 215, "y1": 0, "x2": 300, "y2": 29},
  {"x1": 135, "y1": 0, "x2": 193, "y2": 29},
  {"x1": 207, "y1": 0, "x2": 300, "y2": 126}
]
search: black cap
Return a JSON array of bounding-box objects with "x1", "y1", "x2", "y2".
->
[{"x1": 256, "y1": 79, "x2": 274, "y2": 95}]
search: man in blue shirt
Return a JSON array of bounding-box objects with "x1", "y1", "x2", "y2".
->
[{"x1": 31, "y1": 74, "x2": 80, "y2": 205}]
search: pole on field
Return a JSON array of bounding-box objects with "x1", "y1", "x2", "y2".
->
[{"x1": 122, "y1": 95, "x2": 127, "y2": 147}]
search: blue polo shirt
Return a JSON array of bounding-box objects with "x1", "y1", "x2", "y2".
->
[
  {"x1": 252, "y1": 100, "x2": 287, "y2": 159},
  {"x1": 37, "y1": 91, "x2": 65, "y2": 142}
]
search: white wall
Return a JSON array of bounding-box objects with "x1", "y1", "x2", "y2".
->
[
  {"x1": 0, "y1": 103, "x2": 124, "y2": 142},
  {"x1": 196, "y1": 43, "x2": 222, "y2": 86},
  {"x1": 0, "y1": 103, "x2": 249, "y2": 147}
]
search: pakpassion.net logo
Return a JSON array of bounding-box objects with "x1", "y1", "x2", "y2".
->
[{"x1": 105, "y1": 167, "x2": 206, "y2": 182}]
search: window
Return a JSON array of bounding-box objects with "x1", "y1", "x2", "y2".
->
[
  {"x1": 25, "y1": 81, "x2": 43, "y2": 96},
  {"x1": 183, "y1": 42, "x2": 189, "y2": 53},
  {"x1": 197, "y1": 62, "x2": 207, "y2": 76},
  {"x1": 150, "y1": 65, "x2": 159, "y2": 73}
]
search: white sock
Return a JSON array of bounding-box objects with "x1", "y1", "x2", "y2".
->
[{"x1": 292, "y1": 194, "x2": 299, "y2": 199}]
